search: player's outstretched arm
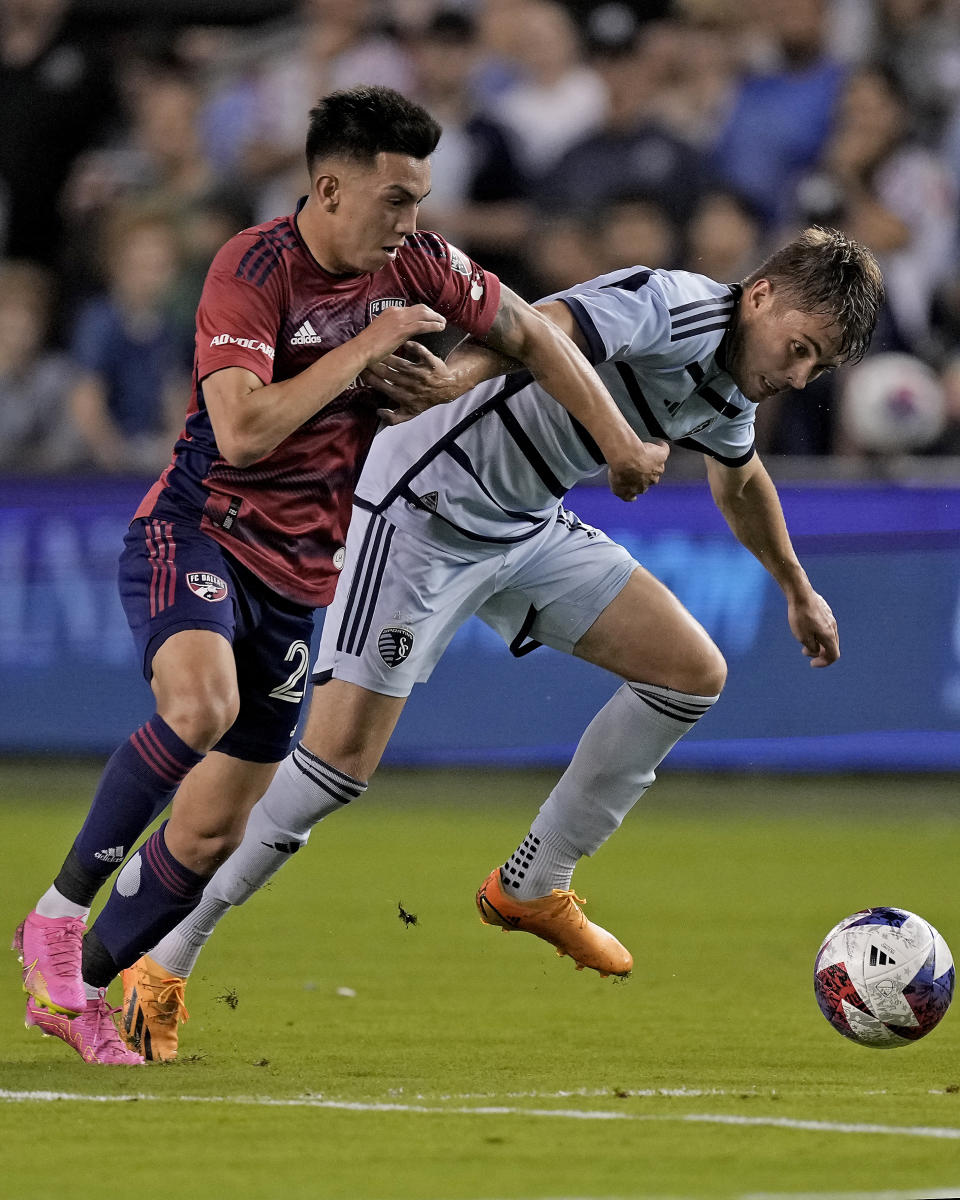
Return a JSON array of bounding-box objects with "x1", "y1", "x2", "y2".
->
[
  {"x1": 368, "y1": 287, "x2": 667, "y2": 499},
  {"x1": 203, "y1": 303, "x2": 447, "y2": 467},
  {"x1": 706, "y1": 454, "x2": 839, "y2": 667},
  {"x1": 482, "y1": 288, "x2": 669, "y2": 500}
]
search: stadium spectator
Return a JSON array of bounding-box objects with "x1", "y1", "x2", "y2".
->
[
  {"x1": 67, "y1": 204, "x2": 188, "y2": 475},
  {"x1": 710, "y1": 0, "x2": 847, "y2": 226},
  {"x1": 793, "y1": 64, "x2": 958, "y2": 359},
  {"x1": 595, "y1": 194, "x2": 679, "y2": 273},
  {"x1": 410, "y1": 9, "x2": 533, "y2": 291},
  {"x1": 488, "y1": 0, "x2": 607, "y2": 184},
  {"x1": 644, "y1": 10, "x2": 738, "y2": 151},
  {"x1": 130, "y1": 228, "x2": 883, "y2": 1058},
  {"x1": 225, "y1": 0, "x2": 415, "y2": 220},
  {"x1": 522, "y1": 213, "x2": 604, "y2": 297},
  {"x1": 14, "y1": 85, "x2": 659, "y2": 1065},
  {"x1": 0, "y1": 260, "x2": 83, "y2": 474},
  {"x1": 537, "y1": 13, "x2": 709, "y2": 222},
  {"x1": 0, "y1": 0, "x2": 118, "y2": 267},
  {"x1": 62, "y1": 53, "x2": 224, "y2": 284},
  {"x1": 683, "y1": 188, "x2": 764, "y2": 283},
  {"x1": 872, "y1": 0, "x2": 960, "y2": 138}
]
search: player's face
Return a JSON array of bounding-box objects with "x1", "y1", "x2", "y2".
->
[
  {"x1": 322, "y1": 152, "x2": 432, "y2": 274},
  {"x1": 727, "y1": 279, "x2": 842, "y2": 403}
]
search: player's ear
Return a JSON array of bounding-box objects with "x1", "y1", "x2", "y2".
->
[
  {"x1": 746, "y1": 278, "x2": 773, "y2": 311},
  {"x1": 314, "y1": 172, "x2": 340, "y2": 212}
]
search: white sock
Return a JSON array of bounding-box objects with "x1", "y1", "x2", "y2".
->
[
  {"x1": 536, "y1": 682, "x2": 719, "y2": 856},
  {"x1": 35, "y1": 886, "x2": 89, "y2": 922},
  {"x1": 149, "y1": 893, "x2": 231, "y2": 978},
  {"x1": 500, "y1": 814, "x2": 581, "y2": 899},
  {"x1": 149, "y1": 743, "x2": 366, "y2": 977}
]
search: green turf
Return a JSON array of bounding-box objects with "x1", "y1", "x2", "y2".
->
[{"x1": 1, "y1": 763, "x2": 959, "y2": 1200}]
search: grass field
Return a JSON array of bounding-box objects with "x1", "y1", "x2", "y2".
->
[{"x1": 1, "y1": 761, "x2": 959, "y2": 1200}]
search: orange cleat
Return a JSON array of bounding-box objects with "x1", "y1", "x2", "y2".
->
[
  {"x1": 120, "y1": 955, "x2": 189, "y2": 1062},
  {"x1": 475, "y1": 867, "x2": 632, "y2": 978}
]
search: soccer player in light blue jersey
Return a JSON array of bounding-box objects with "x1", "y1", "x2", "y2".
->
[{"x1": 124, "y1": 227, "x2": 883, "y2": 1054}]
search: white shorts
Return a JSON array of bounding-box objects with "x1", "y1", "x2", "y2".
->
[{"x1": 313, "y1": 505, "x2": 638, "y2": 698}]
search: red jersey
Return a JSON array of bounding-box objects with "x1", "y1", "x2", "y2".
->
[{"x1": 135, "y1": 203, "x2": 501, "y2": 607}]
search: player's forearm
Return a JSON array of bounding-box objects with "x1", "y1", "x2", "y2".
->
[
  {"x1": 712, "y1": 467, "x2": 808, "y2": 595},
  {"x1": 519, "y1": 315, "x2": 638, "y2": 462},
  {"x1": 218, "y1": 341, "x2": 373, "y2": 466},
  {"x1": 443, "y1": 338, "x2": 523, "y2": 394}
]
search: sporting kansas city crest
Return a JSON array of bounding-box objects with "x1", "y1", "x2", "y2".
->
[
  {"x1": 368, "y1": 297, "x2": 406, "y2": 318},
  {"x1": 186, "y1": 571, "x2": 229, "y2": 602},
  {"x1": 378, "y1": 625, "x2": 414, "y2": 668}
]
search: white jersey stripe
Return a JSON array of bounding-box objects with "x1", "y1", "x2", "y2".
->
[{"x1": 337, "y1": 514, "x2": 393, "y2": 655}]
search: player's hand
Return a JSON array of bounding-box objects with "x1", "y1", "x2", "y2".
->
[
  {"x1": 360, "y1": 304, "x2": 447, "y2": 367},
  {"x1": 362, "y1": 341, "x2": 461, "y2": 424},
  {"x1": 788, "y1": 589, "x2": 839, "y2": 668},
  {"x1": 606, "y1": 438, "x2": 670, "y2": 501}
]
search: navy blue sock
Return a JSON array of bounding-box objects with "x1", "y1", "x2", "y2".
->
[
  {"x1": 55, "y1": 715, "x2": 204, "y2": 907},
  {"x1": 82, "y1": 821, "x2": 210, "y2": 986}
]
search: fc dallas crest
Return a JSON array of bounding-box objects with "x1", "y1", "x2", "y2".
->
[{"x1": 186, "y1": 571, "x2": 229, "y2": 602}]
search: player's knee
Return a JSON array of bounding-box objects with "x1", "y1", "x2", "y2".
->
[
  {"x1": 696, "y1": 639, "x2": 727, "y2": 696},
  {"x1": 158, "y1": 689, "x2": 240, "y2": 752},
  {"x1": 195, "y1": 828, "x2": 244, "y2": 873},
  {"x1": 674, "y1": 636, "x2": 727, "y2": 697}
]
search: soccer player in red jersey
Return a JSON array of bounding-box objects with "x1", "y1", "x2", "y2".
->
[{"x1": 15, "y1": 85, "x2": 665, "y2": 1063}]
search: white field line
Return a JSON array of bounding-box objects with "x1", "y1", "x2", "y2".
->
[
  {"x1": 741, "y1": 1193, "x2": 960, "y2": 1200},
  {"x1": 470, "y1": 1192, "x2": 960, "y2": 1200},
  {"x1": 474, "y1": 1193, "x2": 960, "y2": 1200},
  {"x1": 2, "y1": 1089, "x2": 960, "y2": 1141}
]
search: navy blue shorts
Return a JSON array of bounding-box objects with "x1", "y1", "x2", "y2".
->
[{"x1": 119, "y1": 517, "x2": 315, "y2": 763}]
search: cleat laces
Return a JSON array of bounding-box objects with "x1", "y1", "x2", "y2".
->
[
  {"x1": 93, "y1": 995, "x2": 139, "y2": 1057},
  {"x1": 42, "y1": 923, "x2": 85, "y2": 978},
  {"x1": 549, "y1": 888, "x2": 588, "y2": 926},
  {"x1": 139, "y1": 976, "x2": 190, "y2": 1026}
]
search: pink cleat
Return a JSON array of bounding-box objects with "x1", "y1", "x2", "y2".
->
[
  {"x1": 25, "y1": 991, "x2": 144, "y2": 1065},
  {"x1": 14, "y1": 912, "x2": 87, "y2": 1015}
]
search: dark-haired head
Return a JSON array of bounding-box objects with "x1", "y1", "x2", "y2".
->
[{"x1": 305, "y1": 86, "x2": 442, "y2": 174}]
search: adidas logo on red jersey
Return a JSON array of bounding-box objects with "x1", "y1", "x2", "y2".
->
[{"x1": 291, "y1": 319, "x2": 323, "y2": 345}]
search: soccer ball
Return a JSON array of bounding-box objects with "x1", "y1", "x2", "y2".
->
[
  {"x1": 814, "y1": 907, "x2": 954, "y2": 1048},
  {"x1": 840, "y1": 353, "x2": 946, "y2": 454}
]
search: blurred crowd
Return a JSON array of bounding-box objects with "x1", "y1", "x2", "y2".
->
[{"x1": 3, "y1": 0, "x2": 960, "y2": 477}]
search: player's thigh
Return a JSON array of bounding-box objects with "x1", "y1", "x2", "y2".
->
[
  {"x1": 478, "y1": 509, "x2": 725, "y2": 693},
  {"x1": 150, "y1": 627, "x2": 238, "y2": 717},
  {"x1": 477, "y1": 510, "x2": 637, "y2": 656},
  {"x1": 573, "y1": 566, "x2": 727, "y2": 694},
  {"x1": 214, "y1": 582, "x2": 316, "y2": 766},
  {"x1": 313, "y1": 508, "x2": 500, "y2": 699},
  {"x1": 120, "y1": 518, "x2": 242, "y2": 723}
]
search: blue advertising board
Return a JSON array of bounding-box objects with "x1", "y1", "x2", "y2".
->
[{"x1": 1, "y1": 475, "x2": 958, "y2": 770}]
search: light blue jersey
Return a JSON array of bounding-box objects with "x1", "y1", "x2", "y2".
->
[{"x1": 354, "y1": 266, "x2": 757, "y2": 548}]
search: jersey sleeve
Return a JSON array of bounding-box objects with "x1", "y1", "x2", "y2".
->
[
  {"x1": 687, "y1": 402, "x2": 757, "y2": 467},
  {"x1": 195, "y1": 237, "x2": 284, "y2": 386},
  {"x1": 545, "y1": 270, "x2": 675, "y2": 366},
  {"x1": 399, "y1": 231, "x2": 501, "y2": 342}
]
